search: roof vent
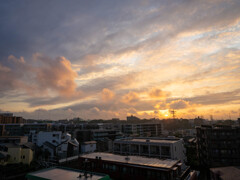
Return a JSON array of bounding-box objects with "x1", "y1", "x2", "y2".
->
[
  {"x1": 146, "y1": 139, "x2": 150, "y2": 142},
  {"x1": 95, "y1": 156, "x2": 98, "y2": 159},
  {"x1": 125, "y1": 157, "x2": 130, "y2": 161}
]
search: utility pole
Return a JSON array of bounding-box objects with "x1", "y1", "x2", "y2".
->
[{"x1": 170, "y1": 109, "x2": 176, "y2": 120}]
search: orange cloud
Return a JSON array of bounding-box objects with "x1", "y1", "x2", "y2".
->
[
  {"x1": 154, "y1": 102, "x2": 168, "y2": 110},
  {"x1": 0, "y1": 55, "x2": 79, "y2": 98},
  {"x1": 169, "y1": 99, "x2": 190, "y2": 109},
  {"x1": 101, "y1": 88, "x2": 115, "y2": 101},
  {"x1": 122, "y1": 91, "x2": 140, "y2": 104},
  {"x1": 149, "y1": 88, "x2": 171, "y2": 99},
  {"x1": 34, "y1": 56, "x2": 78, "y2": 97}
]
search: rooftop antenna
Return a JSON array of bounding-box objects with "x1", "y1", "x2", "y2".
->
[
  {"x1": 170, "y1": 109, "x2": 176, "y2": 120},
  {"x1": 210, "y1": 115, "x2": 213, "y2": 121}
]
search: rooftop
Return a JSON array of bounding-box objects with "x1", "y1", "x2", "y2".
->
[
  {"x1": 0, "y1": 136, "x2": 27, "y2": 138},
  {"x1": 210, "y1": 166, "x2": 240, "y2": 180},
  {"x1": 115, "y1": 138, "x2": 179, "y2": 144},
  {"x1": 80, "y1": 152, "x2": 179, "y2": 169},
  {"x1": 82, "y1": 141, "x2": 97, "y2": 145},
  {"x1": 26, "y1": 167, "x2": 109, "y2": 180}
]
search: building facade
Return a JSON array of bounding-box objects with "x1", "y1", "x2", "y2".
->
[
  {"x1": 196, "y1": 125, "x2": 240, "y2": 167},
  {"x1": 81, "y1": 141, "x2": 96, "y2": 153},
  {"x1": 31, "y1": 131, "x2": 79, "y2": 159},
  {"x1": 0, "y1": 143, "x2": 33, "y2": 165},
  {"x1": 0, "y1": 113, "x2": 24, "y2": 124},
  {"x1": 0, "y1": 123, "x2": 52, "y2": 136},
  {"x1": 79, "y1": 152, "x2": 190, "y2": 180},
  {"x1": 121, "y1": 123, "x2": 162, "y2": 137},
  {"x1": 113, "y1": 138, "x2": 186, "y2": 165},
  {"x1": 0, "y1": 136, "x2": 28, "y2": 144}
]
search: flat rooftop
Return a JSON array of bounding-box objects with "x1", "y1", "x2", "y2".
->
[
  {"x1": 81, "y1": 152, "x2": 179, "y2": 169},
  {"x1": 115, "y1": 138, "x2": 179, "y2": 144},
  {"x1": 0, "y1": 136, "x2": 27, "y2": 138},
  {"x1": 26, "y1": 167, "x2": 109, "y2": 180},
  {"x1": 210, "y1": 166, "x2": 240, "y2": 180},
  {"x1": 82, "y1": 141, "x2": 97, "y2": 145}
]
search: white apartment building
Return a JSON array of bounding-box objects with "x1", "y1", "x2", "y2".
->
[
  {"x1": 113, "y1": 138, "x2": 186, "y2": 165},
  {"x1": 31, "y1": 131, "x2": 79, "y2": 159}
]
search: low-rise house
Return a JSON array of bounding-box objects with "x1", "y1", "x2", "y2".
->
[
  {"x1": 81, "y1": 141, "x2": 96, "y2": 153},
  {"x1": 0, "y1": 151, "x2": 9, "y2": 165},
  {"x1": 0, "y1": 143, "x2": 33, "y2": 165},
  {"x1": 31, "y1": 131, "x2": 79, "y2": 159}
]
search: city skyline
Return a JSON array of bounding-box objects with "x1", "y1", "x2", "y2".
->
[{"x1": 0, "y1": 0, "x2": 240, "y2": 120}]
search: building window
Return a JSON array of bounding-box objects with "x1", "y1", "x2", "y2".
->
[{"x1": 161, "y1": 146, "x2": 170, "y2": 156}]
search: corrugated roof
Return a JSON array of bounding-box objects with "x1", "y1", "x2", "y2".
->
[
  {"x1": 81, "y1": 152, "x2": 179, "y2": 169},
  {"x1": 116, "y1": 138, "x2": 179, "y2": 144}
]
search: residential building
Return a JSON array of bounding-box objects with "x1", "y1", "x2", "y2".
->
[
  {"x1": 121, "y1": 123, "x2": 162, "y2": 137},
  {"x1": 0, "y1": 151, "x2": 9, "y2": 165},
  {"x1": 31, "y1": 131, "x2": 79, "y2": 159},
  {"x1": 196, "y1": 125, "x2": 240, "y2": 167},
  {"x1": 22, "y1": 123, "x2": 52, "y2": 135},
  {"x1": 74, "y1": 129, "x2": 122, "y2": 143},
  {"x1": 0, "y1": 124, "x2": 22, "y2": 136},
  {"x1": 194, "y1": 117, "x2": 204, "y2": 126},
  {"x1": 96, "y1": 138, "x2": 113, "y2": 152},
  {"x1": 92, "y1": 129, "x2": 122, "y2": 141},
  {"x1": 210, "y1": 166, "x2": 240, "y2": 180},
  {"x1": 0, "y1": 143, "x2": 33, "y2": 165},
  {"x1": 113, "y1": 138, "x2": 186, "y2": 165},
  {"x1": 79, "y1": 152, "x2": 190, "y2": 180},
  {"x1": 81, "y1": 141, "x2": 96, "y2": 153},
  {"x1": 121, "y1": 124, "x2": 137, "y2": 135},
  {"x1": 137, "y1": 123, "x2": 163, "y2": 136},
  {"x1": 127, "y1": 115, "x2": 140, "y2": 122},
  {"x1": 0, "y1": 123, "x2": 52, "y2": 136},
  {"x1": 0, "y1": 136, "x2": 28, "y2": 144},
  {"x1": 0, "y1": 113, "x2": 24, "y2": 124},
  {"x1": 26, "y1": 166, "x2": 110, "y2": 180}
]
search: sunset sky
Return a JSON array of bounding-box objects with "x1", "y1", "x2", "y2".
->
[{"x1": 0, "y1": 0, "x2": 240, "y2": 120}]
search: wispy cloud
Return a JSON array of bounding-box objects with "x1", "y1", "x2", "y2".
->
[{"x1": 0, "y1": 0, "x2": 240, "y2": 119}]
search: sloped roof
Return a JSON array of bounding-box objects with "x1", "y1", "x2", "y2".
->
[
  {"x1": 68, "y1": 141, "x2": 78, "y2": 147},
  {"x1": 3, "y1": 143, "x2": 20, "y2": 148},
  {"x1": 22, "y1": 142, "x2": 35, "y2": 150},
  {"x1": 43, "y1": 141, "x2": 56, "y2": 150},
  {"x1": 0, "y1": 151, "x2": 9, "y2": 159}
]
